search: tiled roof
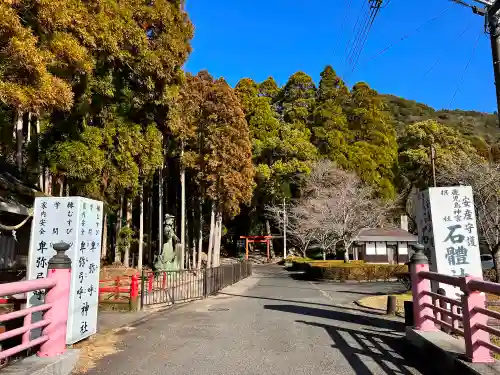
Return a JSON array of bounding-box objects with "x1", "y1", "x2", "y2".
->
[
  {"x1": 0, "y1": 159, "x2": 42, "y2": 215},
  {"x1": 355, "y1": 227, "x2": 418, "y2": 243}
]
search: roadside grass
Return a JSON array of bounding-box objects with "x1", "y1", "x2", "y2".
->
[
  {"x1": 71, "y1": 326, "x2": 134, "y2": 373},
  {"x1": 356, "y1": 292, "x2": 412, "y2": 315}
]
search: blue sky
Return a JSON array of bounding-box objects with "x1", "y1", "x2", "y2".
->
[{"x1": 184, "y1": 0, "x2": 494, "y2": 113}]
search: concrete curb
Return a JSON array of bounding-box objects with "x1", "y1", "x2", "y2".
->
[
  {"x1": 406, "y1": 327, "x2": 500, "y2": 375},
  {"x1": 1, "y1": 349, "x2": 79, "y2": 375}
]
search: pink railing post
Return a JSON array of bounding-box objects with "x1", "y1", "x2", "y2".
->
[
  {"x1": 37, "y1": 242, "x2": 72, "y2": 357},
  {"x1": 410, "y1": 244, "x2": 437, "y2": 332},
  {"x1": 461, "y1": 276, "x2": 494, "y2": 363}
]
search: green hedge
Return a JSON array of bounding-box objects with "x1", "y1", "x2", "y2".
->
[
  {"x1": 305, "y1": 263, "x2": 408, "y2": 282},
  {"x1": 284, "y1": 257, "x2": 366, "y2": 271}
]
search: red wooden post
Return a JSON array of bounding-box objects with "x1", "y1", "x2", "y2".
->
[
  {"x1": 245, "y1": 239, "x2": 249, "y2": 260},
  {"x1": 38, "y1": 242, "x2": 72, "y2": 357},
  {"x1": 148, "y1": 273, "x2": 153, "y2": 293},
  {"x1": 129, "y1": 274, "x2": 139, "y2": 311},
  {"x1": 266, "y1": 239, "x2": 270, "y2": 262},
  {"x1": 114, "y1": 277, "x2": 120, "y2": 299}
]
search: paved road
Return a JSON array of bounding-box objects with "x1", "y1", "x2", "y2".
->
[{"x1": 84, "y1": 265, "x2": 434, "y2": 375}]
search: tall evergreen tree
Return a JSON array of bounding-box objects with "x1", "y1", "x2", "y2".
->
[
  {"x1": 259, "y1": 77, "x2": 279, "y2": 100},
  {"x1": 345, "y1": 82, "x2": 398, "y2": 198},
  {"x1": 312, "y1": 66, "x2": 350, "y2": 167},
  {"x1": 274, "y1": 72, "x2": 316, "y2": 126}
]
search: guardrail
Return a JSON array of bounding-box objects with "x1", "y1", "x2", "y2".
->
[
  {"x1": 0, "y1": 242, "x2": 71, "y2": 361},
  {"x1": 410, "y1": 247, "x2": 496, "y2": 363},
  {"x1": 99, "y1": 274, "x2": 139, "y2": 310},
  {"x1": 141, "y1": 261, "x2": 253, "y2": 307}
]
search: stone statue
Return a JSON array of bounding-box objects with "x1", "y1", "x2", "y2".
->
[{"x1": 154, "y1": 214, "x2": 180, "y2": 271}]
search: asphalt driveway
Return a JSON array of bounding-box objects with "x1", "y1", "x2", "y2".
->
[{"x1": 82, "y1": 265, "x2": 433, "y2": 375}]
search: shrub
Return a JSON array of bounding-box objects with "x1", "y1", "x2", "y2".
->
[
  {"x1": 307, "y1": 260, "x2": 365, "y2": 266},
  {"x1": 484, "y1": 268, "x2": 497, "y2": 282},
  {"x1": 305, "y1": 263, "x2": 408, "y2": 282}
]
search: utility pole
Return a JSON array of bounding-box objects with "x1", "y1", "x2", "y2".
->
[
  {"x1": 451, "y1": 0, "x2": 500, "y2": 124},
  {"x1": 487, "y1": 0, "x2": 500, "y2": 124},
  {"x1": 283, "y1": 198, "x2": 287, "y2": 260},
  {"x1": 430, "y1": 144, "x2": 437, "y2": 187}
]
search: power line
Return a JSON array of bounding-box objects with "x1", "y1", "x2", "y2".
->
[
  {"x1": 333, "y1": 0, "x2": 355, "y2": 59},
  {"x1": 358, "y1": 6, "x2": 451, "y2": 67},
  {"x1": 343, "y1": 0, "x2": 370, "y2": 70},
  {"x1": 348, "y1": 4, "x2": 375, "y2": 66},
  {"x1": 350, "y1": 1, "x2": 383, "y2": 72},
  {"x1": 421, "y1": 21, "x2": 474, "y2": 81},
  {"x1": 448, "y1": 31, "x2": 483, "y2": 108}
]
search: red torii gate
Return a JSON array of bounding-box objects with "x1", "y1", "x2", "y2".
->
[{"x1": 240, "y1": 235, "x2": 273, "y2": 262}]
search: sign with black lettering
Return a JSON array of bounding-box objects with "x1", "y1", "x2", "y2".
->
[{"x1": 27, "y1": 197, "x2": 103, "y2": 344}]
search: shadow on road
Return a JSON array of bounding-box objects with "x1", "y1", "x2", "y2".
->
[
  {"x1": 218, "y1": 292, "x2": 388, "y2": 316},
  {"x1": 264, "y1": 304, "x2": 403, "y2": 331},
  {"x1": 296, "y1": 320, "x2": 433, "y2": 375},
  {"x1": 334, "y1": 290, "x2": 389, "y2": 296},
  {"x1": 253, "y1": 283, "x2": 321, "y2": 291}
]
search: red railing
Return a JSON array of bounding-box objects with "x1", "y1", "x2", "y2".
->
[
  {"x1": 411, "y1": 260, "x2": 498, "y2": 363},
  {"x1": 98, "y1": 274, "x2": 139, "y2": 310},
  {"x1": 0, "y1": 270, "x2": 70, "y2": 361}
]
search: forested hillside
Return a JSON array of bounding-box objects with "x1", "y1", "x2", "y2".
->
[{"x1": 383, "y1": 94, "x2": 500, "y2": 159}]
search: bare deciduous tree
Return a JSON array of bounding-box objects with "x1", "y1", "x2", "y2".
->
[
  {"x1": 267, "y1": 160, "x2": 394, "y2": 261},
  {"x1": 436, "y1": 159, "x2": 500, "y2": 280},
  {"x1": 266, "y1": 204, "x2": 315, "y2": 257}
]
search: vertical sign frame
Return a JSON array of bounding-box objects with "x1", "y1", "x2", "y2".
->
[{"x1": 26, "y1": 196, "x2": 103, "y2": 344}]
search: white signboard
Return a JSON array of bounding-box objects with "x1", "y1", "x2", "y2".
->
[
  {"x1": 415, "y1": 186, "x2": 483, "y2": 298},
  {"x1": 415, "y1": 190, "x2": 435, "y2": 264},
  {"x1": 27, "y1": 196, "x2": 103, "y2": 344}
]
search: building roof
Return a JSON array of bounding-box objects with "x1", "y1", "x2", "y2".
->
[
  {"x1": 355, "y1": 228, "x2": 418, "y2": 243},
  {"x1": 0, "y1": 159, "x2": 43, "y2": 216}
]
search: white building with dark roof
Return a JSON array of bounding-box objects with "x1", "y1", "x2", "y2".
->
[{"x1": 353, "y1": 227, "x2": 418, "y2": 264}]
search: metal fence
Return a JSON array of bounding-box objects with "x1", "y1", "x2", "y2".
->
[{"x1": 140, "y1": 261, "x2": 252, "y2": 307}]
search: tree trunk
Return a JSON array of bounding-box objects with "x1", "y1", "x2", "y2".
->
[
  {"x1": 212, "y1": 217, "x2": 219, "y2": 267},
  {"x1": 343, "y1": 241, "x2": 350, "y2": 263},
  {"x1": 158, "y1": 167, "x2": 164, "y2": 261},
  {"x1": 191, "y1": 231, "x2": 196, "y2": 270},
  {"x1": 15, "y1": 111, "x2": 23, "y2": 172},
  {"x1": 101, "y1": 213, "x2": 108, "y2": 260},
  {"x1": 213, "y1": 213, "x2": 222, "y2": 267},
  {"x1": 27, "y1": 112, "x2": 31, "y2": 143},
  {"x1": 492, "y1": 243, "x2": 500, "y2": 282},
  {"x1": 45, "y1": 169, "x2": 52, "y2": 195},
  {"x1": 207, "y1": 203, "x2": 215, "y2": 268},
  {"x1": 115, "y1": 197, "x2": 124, "y2": 264},
  {"x1": 148, "y1": 182, "x2": 153, "y2": 267},
  {"x1": 265, "y1": 219, "x2": 275, "y2": 259},
  {"x1": 36, "y1": 117, "x2": 43, "y2": 190},
  {"x1": 180, "y1": 146, "x2": 186, "y2": 270},
  {"x1": 322, "y1": 250, "x2": 326, "y2": 261},
  {"x1": 197, "y1": 197, "x2": 204, "y2": 269},
  {"x1": 59, "y1": 177, "x2": 64, "y2": 197},
  {"x1": 190, "y1": 204, "x2": 196, "y2": 270},
  {"x1": 124, "y1": 198, "x2": 132, "y2": 267},
  {"x1": 138, "y1": 185, "x2": 144, "y2": 271}
]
